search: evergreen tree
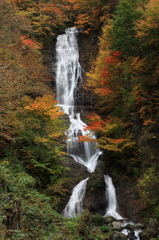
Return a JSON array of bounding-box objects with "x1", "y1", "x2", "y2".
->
[{"x1": 112, "y1": 0, "x2": 141, "y2": 56}]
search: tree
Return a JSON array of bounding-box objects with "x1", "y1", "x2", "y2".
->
[
  {"x1": 112, "y1": 0, "x2": 141, "y2": 56},
  {"x1": 136, "y1": 0, "x2": 159, "y2": 49},
  {"x1": 12, "y1": 95, "x2": 67, "y2": 188}
]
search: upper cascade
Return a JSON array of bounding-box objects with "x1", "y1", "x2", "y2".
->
[
  {"x1": 55, "y1": 27, "x2": 102, "y2": 173},
  {"x1": 56, "y1": 27, "x2": 81, "y2": 115}
]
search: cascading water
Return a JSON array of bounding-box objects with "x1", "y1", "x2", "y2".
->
[
  {"x1": 104, "y1": 174, "x2": 123, "y2": 220},
  {"x1": 104, "y1": 175, "x2": 141, "y2": 240},
  {"x1": 63, "y1": 177, "x2": 89, "y2": 218},
  {"x1": 55, "y1": 27, "x2": 102, "y2": 217},
  {"x1": 56, "y1": 27, "x2": 81, "y2": 115},
  {"x1": 56, "y1": 27, "x2": 102, "y2": 173}
]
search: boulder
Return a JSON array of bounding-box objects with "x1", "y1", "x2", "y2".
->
[
  {"x1": 108, "y1": 231, "x2": 127, "y2": 240},
  {"x1": 112, "y1": 221, "x2": 122, "y2": 231}
]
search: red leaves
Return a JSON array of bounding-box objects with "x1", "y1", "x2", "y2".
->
[
  {"x1": 97, "y1": 51, "x2": 121, "y2": 97},
  {"x1": 96, "y1": 87, "x2": 113, "y2": 96},
  {"x1": 105, "y1": 51, "x2": 121, "y2": 64},
  {"x1": 21, "y1": 36, "x2": 40, "y2": 49},
  {"x1": 78, "y1": 112, "x2": 127, "y2": 151},
  {"x1": 100, "y1": 70, "x2": 112, "y2": 79},
  {"x1": 112, "y1": 51, "x2": 121, "y2": 57},
  {"x1": 78, "y1": 135, "x2": 96, "y2": 142}
]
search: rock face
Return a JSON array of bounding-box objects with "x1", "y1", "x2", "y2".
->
[{"x1": 83, "y1": 161, "x2": 106, "y2": 215}]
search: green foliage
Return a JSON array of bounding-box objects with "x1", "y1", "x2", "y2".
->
[
  {"x1": 92, "y1": 214, "x2": 105, "y2": 226},
  {"x1": 0, "y1": 160, "x2": 63, "y2": 239},
  {"x1": 100, "y1": 225, "x2": 109, "y2": 232},
  {"x1": 49, "y1": 210, "x2": 108, "y2": 240},
  {"x1": 138, "y1": 167, "x2": 159, "y2": 218},
  {"x1": 112, "y1": 0, "x2": 141, "y2": 56}
]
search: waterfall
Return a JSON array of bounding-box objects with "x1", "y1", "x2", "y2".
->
[
  {"x1": 55, "y1": 27, "x2": 142, "y2": 240},
  {"x1": 56, "y1": 27, "x2": 81, "y2": 115},
  {"x1": 104, "y1": 174, "x2": 123, "y2": 220},
  {"x1": 104, "y1": 175, "x2": 142, "y2": 240},
  {"x1": 55, "y1": 27, "x2": 102, "y2": 217},
  {"x1": 63, "y1": 177, "x2": 89, "y2": 218}
]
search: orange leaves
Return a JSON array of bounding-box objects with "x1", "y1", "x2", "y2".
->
[
  {"x1": 12, "y1": 0, "x2": 22, "y2": 2},
  {"x1": 78, "y1": 135, "x2": 96, "y2": 142},
  {"x1": 79, "y1": 112, "x2": 127, "y2": 152},
  {"x1": 41, "y1": 4, "x2": 62, "y2": 14},
  {"x1": 25, "y1": 95, "x2": 64, "y2": 120},
  {"x1": 21, "y1": 36, "x2": 40, "y2": 49},
  {"x1": 96, "y1": 87, "x2": 113, "y2": 96},
  {"x1": 143, "y1": 119, "x2": 154, "y2": 126},
  {"x1": 92, "y1": 50, "x2": 121, "y2": 98},
  {"x1": 108, "y1": 138, "x2": 126, "y2": 144}
]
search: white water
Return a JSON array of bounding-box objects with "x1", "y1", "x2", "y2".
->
[
  {"x1": 56, "y1": 27, "x2": 102, "y2": 174},
  {"x1": 56, "y1": 27, "x2": 102, "y2": 217},
  {"x1": 134, "y1": 229, "x2": 142, "y2": 240},
  {"x1": 63, "y1": 177, "x2": 89, "y2": 218},
  {"x1": 104, "y1": 175, "x2": 141, "y2": 240},
  {"x1": 104, "y1": 174, "x2": 123, "y2": 220}
]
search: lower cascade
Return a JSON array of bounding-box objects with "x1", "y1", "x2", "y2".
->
[
  {"x1": 104, "y1": 174, "x2": 123, "y2": 220},
  {"x1": 104, "y1": 174, "x2": 142, "y2": 240},
  {"x1": 55, "y1": 27, "x2": 142, "y2": 239},
  {"x1": 63, "y1": 177, "x2": 89, "y2": 218}
]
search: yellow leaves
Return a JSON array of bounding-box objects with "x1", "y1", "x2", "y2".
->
[
  {"x1": 49, "y1": 132, "x2": 63, "y2": 139},
  {"x1": 75, "y1": 13, "x2": 89, "y2": 27},
  {"x1": 22, "y1": 94, "x2": 66, "y2": 145},
  {"x1": 135, "y1": 0, "x2": 159, "y2": 45},
  {"x1": 98, "y1": 136, "x2": 126, "y2": 152},
  {"x1": 35, "y1": 137, "x2": 48, "y2": 143},
  {"x1": 130, "y1": 56, "x2": 146, "y2": 73},
  {"x1": 25, "y1": 95, "x2": 64, "y2": 120},
  {"x1": 54, "y1": 148, "x2": 67, "y2": 157},
  {"x1": 81, "y1": 112, "x2": 129, "y2": 152}
]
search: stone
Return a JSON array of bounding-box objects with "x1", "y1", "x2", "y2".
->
[
  {"x1": 104, "y1": 216, "x2": 116, "y2": 224},
  {"x1": 108, "y1": 231, "x2": 127, "y2": 240},
  {"x1": 112, "y1": 221, "x2": 122, "y2": 231},
  {"x1": 133, "y1": 223, "x2": 145, "y2": 230}
]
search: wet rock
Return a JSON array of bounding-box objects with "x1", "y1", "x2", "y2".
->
[
  {"x1": 107, "y1": 223, "x2": 113, "y2": 231},
  {"x1": 133, "y1": 223, "x2": 145, "y2": 230},
  {"x1": 122, "y1": 223, "x2": 134, "y2": 232},
  {"x1": 104, "y1": 216, "x2": 116, "y2": 224},
  {"x1": 112, "y1": 221, "x2": 122, "y2": 231},
  {"x1": 128, "y1": 234, "x2": 138, "y2": 240},
  {"x1": 83, "y1": 161, "x2": 106, "y2": 215},
  {"x1": 108, "y1": 231, "x2": 127, "y2": 240}
]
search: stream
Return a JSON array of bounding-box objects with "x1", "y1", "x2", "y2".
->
[{"x1": 55, "y1": 27, "x2": 141, "y2": 240}]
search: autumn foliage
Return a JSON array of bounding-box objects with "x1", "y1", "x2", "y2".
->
[{"x1": 21, "y1": 35, "x2": 40, "y2": 49}]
